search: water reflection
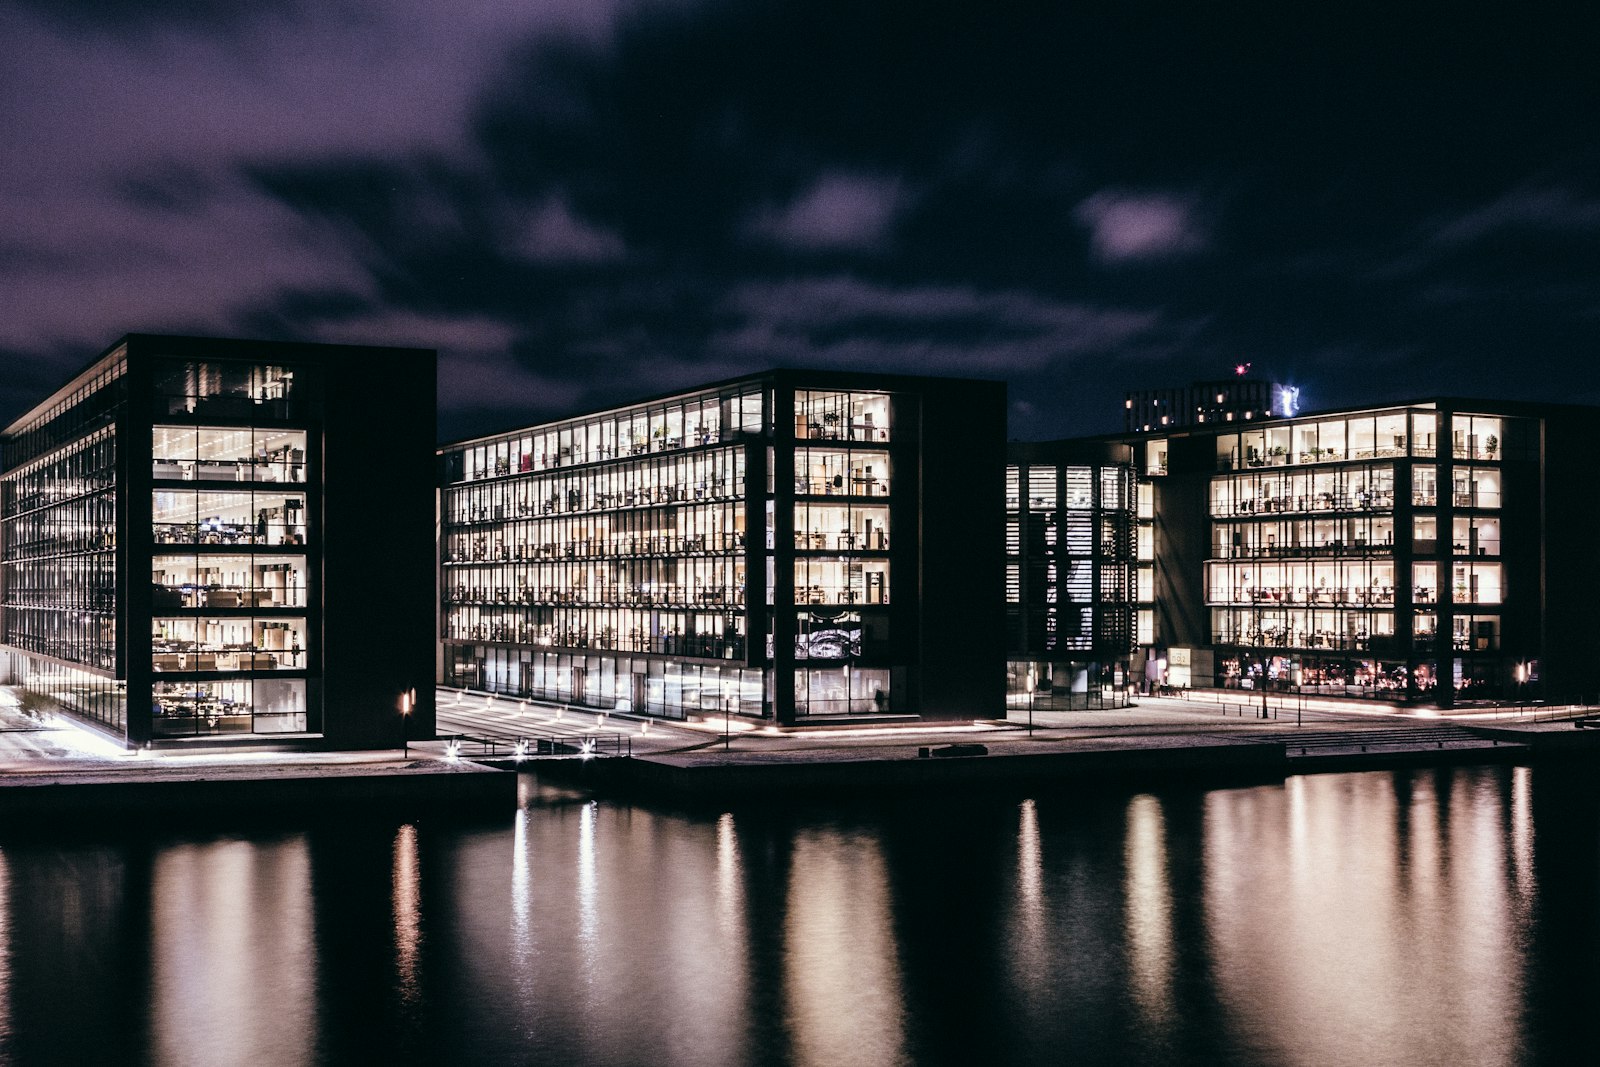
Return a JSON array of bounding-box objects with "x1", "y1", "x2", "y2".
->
[
  {"x1": 1511, "y1": 765, "x2": 1533, "y2": 910},
  {"x1": 511, "y1": 809, "x2": 533, "y2": 964},
  {"x1": 577, "y1": 799, "x2": 598, "y2": 963},
  {"x1": 1123, "y1": 793, "x2": 1174, "y2": 1030},
  {"x1": 0, "y1": 765, "x2": 1591, "y2": 1064},
  {"x1": 1013, "y1": 799, "x2": 1045, "y2": 964},
  {"x1": 392, "y1": 823, "x2": 422, "y2": 1007},
  {"x1": 1205, "y1": 771, "x2": 1527, "y2": 1066},
  {"x1": 783, "y1": 829, "x2": 907, "y2": 1067},
  {"x1": 0, "y1": 848, "x2": 10, "y2": 1052},
  {"x1": 716, "y1": 811, "x2": 742, "y2": 938},
  {"x1": 150, "y1": 837, "x2": 316, "y2": 1067}
]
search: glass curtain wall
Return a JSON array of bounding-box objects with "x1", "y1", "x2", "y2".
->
[
  {"x1": 790, "y1": 390, "x2": 895, "y2": 717},
  {"x1": 441, "y1": 386, "x2": 764, "y2": 719},
  {"x1": 147, "y1": 357, "x2": 314, "y2": 737},
  {"x1": 1210, "y1": 412, "x2": 1407, "y2": 697},
  {"x1": 1205, "y1": 406, "x2": 1528, "y2": 700},
  {"x1": 0, "y1": 355, "x2": 126, "y2": 732}
]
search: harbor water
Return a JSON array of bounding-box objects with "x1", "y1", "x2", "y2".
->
[{"x1": 0, "y1": 764, "x2": 1594, "y2": 1065}]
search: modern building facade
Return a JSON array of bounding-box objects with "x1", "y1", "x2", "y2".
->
[
  {"x1": 0, "y1": 334, "x2": 438, "y2": 748},
  {"x1": 1125, "y1": 375, "x2": 1296, "y2": 434},
  {"x1": 438, "y1": 369, "x2": 1005, "y2": 725},
  {"x1": 1004, "y1": 440, "x2": 1137, "y2": 709},
  {"x1": 1129, "y1": 399, "x2": 1600, "y2": 706}
]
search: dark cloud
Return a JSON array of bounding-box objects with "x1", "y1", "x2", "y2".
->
[{"x1": 2, "y1": 0, "x2": 1598, "y2": 442}]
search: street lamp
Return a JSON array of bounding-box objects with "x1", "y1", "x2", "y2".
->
[
  {"x1": 1025, "y1": 666, "x2": 1035, "y2": 737},
  {"x1": 399, "y1": 687, "x2": 415, "y2": 759}
]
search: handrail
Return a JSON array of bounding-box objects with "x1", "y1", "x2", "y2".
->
[{"x1": 443, "y1": 731, "x2": 632, "y2": 759}]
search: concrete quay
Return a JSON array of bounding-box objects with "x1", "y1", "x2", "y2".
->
[
  {"x1": 2, "y1": 688, "x2": 1595, "y2": 819},
  {"x1": 524, "y1": 694, "x2": 1600, "y2": 800},
  {"x1": 0, "y1": 757, "x2": 514, "y2": 823},
  {"x1": 0, "y1": 700, "x2": 514, "y2": 824}
]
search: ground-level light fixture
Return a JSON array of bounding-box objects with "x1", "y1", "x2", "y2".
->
[{"x1": 399, "y1": 687, "x2": 415, "y2": 759}]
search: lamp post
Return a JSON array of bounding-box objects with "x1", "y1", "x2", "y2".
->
[
  {"x1": 399, "y1": 687, "x2": 414, "y2": 759},
  {"x1": 723, "y1": 683, "x2": 731, "y2": 752},
  {"x1": 1026, "y1": 668, "x2": 1035, "y2": 737}
]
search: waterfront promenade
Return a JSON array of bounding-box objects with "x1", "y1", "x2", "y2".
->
[
  {"x1": 433, "y1": 687, "x2": 1600, "y2": 798},
  {"x1": 2, "y1": 686, "x2": 1595, "y2": 815}
]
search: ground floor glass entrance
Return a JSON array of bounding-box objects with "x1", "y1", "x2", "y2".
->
[{"x1": 445, "y1": 643, "x2": 766, "y2": 720}]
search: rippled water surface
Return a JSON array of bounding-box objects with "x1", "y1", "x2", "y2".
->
[{"x1": 1, "y1": 765, "x2": 1596, "y2": 1065}]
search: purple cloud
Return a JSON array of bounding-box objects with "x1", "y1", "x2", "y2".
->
[
  {"x1": 512, "y1": 195, "x2": 627, "y2": 264},
  {"x1": 1074, "y1": 190, "x2": 1205, "y2": 263},
  {"x1": 749, "y1": 172, "x2": 904, "y2": 251},
  {"x1": 716, "y1": 276, "x2": 1176, "y2": 374}
]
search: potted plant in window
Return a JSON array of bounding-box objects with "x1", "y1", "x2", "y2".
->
[{"x1": 1484, "y1": 434, "x2": 1499, "y2": 460}]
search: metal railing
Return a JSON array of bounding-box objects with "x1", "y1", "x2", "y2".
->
[{"x1": 442, "y1": 732, "x2": 632, "y2": 759}]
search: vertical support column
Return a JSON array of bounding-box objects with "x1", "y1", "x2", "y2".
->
[
  {"x1": 889, "y1": 392, "x2": 920, "y2": 715},
  {"x1": 742, "y1": 436, "x2": 766, "y2": 671},
  {"x1": 1393, "y1": 460, "x2": 1417, "y2": 705},
  {"x1": 304, "y1": 365, "x2": 326, "y2": 734},
  {"x1": 771, "y1": 382, "x2": 797, "y2": 726},
  {"x1": 123, "y1": 343, "x2": 153, "y2": 747},
  {"x1": 1436, "y1": 408, "x2": 1456, "y2": 709}
]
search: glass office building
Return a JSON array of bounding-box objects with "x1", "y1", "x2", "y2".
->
[
  {"x1": 1004, "y1": 441, "x2": 1137, "y2": 709},
  {"x1": 439, "y1": 370, "x2": 1004, "y2": 725},
  {"x1": 1130, "y1": 400, "x2": 1560, "y2": 705},
  {"x1": 1, "y1": 335, "x2": 437, "y2": 748}
]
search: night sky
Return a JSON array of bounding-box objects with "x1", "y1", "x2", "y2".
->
[{"x1": 2, "y1": 1, "x2": 1595, "y2": 442}]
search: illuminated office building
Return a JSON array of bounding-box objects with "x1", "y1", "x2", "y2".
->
[
  {"x1": 438, "y1": 370, "x2": 1004, "y2": 725},
  {"x1": 0, "y1": 334, "x2": 437, "y2": 747},
  {"x1": 1130, "y1": 399, "x2": 1600, "y2": 706}
]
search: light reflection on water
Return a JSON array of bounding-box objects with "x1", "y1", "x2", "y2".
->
[
  {"x1": 1205, "y1": 772, "x2": 1526, "y2": 1066},
  {"x1": 0, "y1": 764, "x2": 1593, "y2": 1065},
  {"x1": 150, "y1": 837, "x2": 317, "y2": 1067},
  {"x1": 1123, "y1": 793, "x2": 1174, "y2": 1037},
  {"x1": 783, "y1": 829, "x2": 907, "y2": 1067},
  {"x1": 0, "y1": 848, "x2": 10, "y2": 1051},
  {"x1": 392, "y1": 823, "x2": 422, "y2": 1008}
]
